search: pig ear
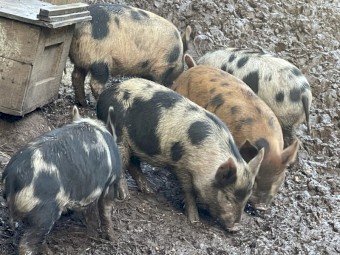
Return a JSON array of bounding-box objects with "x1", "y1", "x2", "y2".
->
[
  {"x1": 181, "y1": 25, "x2": 192, "y2": 52},
  {"x1": 184, "y1": 53, "x2": 197, "y2": 68},
  {"x1": 107, "y1": 106, "x2": 117, "y2": 141},
  {"x1": 239, "y1": 140, "x2": 259, "y2": 163},
  {"x1": 72, "y1": 105, "x2": 81, "y2": 121},
  {"x1": 215, "y1": 158, "x2": 237, "y2": 188},
  {"x1": 247, "y1": 147, "x2": 265, "y2": 177},
  {"x1": 281, "y1": 138, "x2": 299, "y2": 166}
]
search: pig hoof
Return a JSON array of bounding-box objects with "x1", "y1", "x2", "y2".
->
[
  {"x1": 254, "y1": 203, "x2": 269, "y2": 211},
  {"x1": 76, "y1": 99, "x2": 87, "y2": 107},
  {"x1": 187, "y1": 213, "x2": 200, "y2": 224},
  {"x1": 227, "y1": 223, "x2": 241, "y2": 233},
  {"x1": 139, "y1": 183, "x2": 154, "y2": 194},
  {"x1": 41, "y1": 241, "x2": 54, "y2": 255}
]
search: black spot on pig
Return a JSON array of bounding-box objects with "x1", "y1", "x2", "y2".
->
[
  {"x1": 90, "y1": 62, "x2": 109, "y2": 84},
  {"x1": 101, "y1": 3, "x2": 129, "y2": 13},
  {"x1": 188, "y1": 121, "x2": 211, "y2": 145},
  {"x1": 34, "y1": 173, "x2": 60, "y2": 200},
  {"x1": 128, "y1": 98, "x2": 161, "y2": 156},
  {"x1": 171, "y1": 142, "x2": 184, "y2": 161},
  {"x1": 89, "y1": 6, "x2": 110, "y2": 40},
  {"x1": 276, "y1": 92, "x2": 284, "y2": 103},
  {"x1": 140, "y1": 60, "x2": 149, "y2": 69},
  {"x1": 210, "y1": 78, "x2": 217, "y2": 82},
  {"x1": 302, "y1": 82, "x2": 310, "y2": 89},
  {"x1": 255, "y1": 106, "x2": 262, "y2": 115},
  {"x1": 131, "y1": 10, "x2": 142, "y2": 20},
  {"x1": 188, "y1": 105, "x2": 199, "y2": 112},
  {"x1": 153, "y1": 91, "x2": 181, "y2": 109},
  {"x1": 210, "y1": 94, "x2": 225, "y2": 109},
  {"x1": 161, "y1": 67, "x2": 177, "y2": 86},
  {"x1": 227, "y1": 69, "x2": 234, "y2": 75},
  {"x1": 230, "y1": 106, "x2": 240, "y2": 115},
  {"x1": 290, "y1": 88, "x2": 301, "y2": 102},
  {"x1": 268, "y1": 117, "x2": 275, "y2": 128},
  {"x1": 123, "y1": 91, "x2": 130, "y2": 100},
  {"x1": 235, "y1": 184, "x2": 251, "y2": 200},
  {"x1": 228, "y1": 54, "x2": 236, "y2": 62},
  {"x1": 255, "y1": 138, "x2": 270, "y2": 152},
  {"x1": 240, "y1": 118, "x2": 254, "y2": 125},
  {"x1": 138, "y1": 10, "x2": 149, "y2": 18},
  {"x1": 221, "y1": 64, "x2": 227, "y2": 71},
  {"x1": 221, "y1": 82, "x2": 230, "y2": 86},
  {"x1": 229, "y1": 138, "x2": 243, "y2": 162},
  {"x1": 267, "y1": 75, "x2": 272, "y2": 81},
  {"x1": 237, "y1": 56, "x2": 249, "y2": 68},
  {"x1": 168, "y1": 46, "x2": 180, "y2": 63},
  {"x1": 291, "y1": 67, "x2": 302, "y2": 76},
  {"x1": 242, "y1": 71, "x2": 259, "y2": 94},
  {"x1": 114, "y1": 17, "x2": 120, "y2": 28}
]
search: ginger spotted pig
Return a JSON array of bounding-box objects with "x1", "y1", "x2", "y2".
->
[{"x1": 172, "y1": 55, "x2": 299, "y2": 210}]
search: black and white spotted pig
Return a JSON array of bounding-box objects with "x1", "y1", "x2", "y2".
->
[
  {"x1": 2, "y1": 106, "x2": 125, "y2": 255},
  {"x1": 197, "y1": 48, "x2": 312, "y2": 146},
  {"x1": 69, "y1": 3, "x2": 190, "y2": 105},
  {"x1": 96, "y1": 78, "x2": 264, "y2": 232}
]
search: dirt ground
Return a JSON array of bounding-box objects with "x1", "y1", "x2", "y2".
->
[{"x1": 0, "y1": 0, "x2": 339, "y2": 254}]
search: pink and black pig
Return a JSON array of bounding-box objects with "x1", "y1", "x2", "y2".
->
[
  {"x1": 2, "y1": 106, "x2": 126, "y2": 255},
  {"x1": 172, "y1": 55, "x2": 299, "y2": 211},
  {"x1": 197, "y1": 48, "x2": 312, "y2": 146},
  {"x1": 96, "y1": 78, "x2": 264, "y2": 232},
  {"x1": 69, "y1": 3, "x2": 191, "y2": 105}
]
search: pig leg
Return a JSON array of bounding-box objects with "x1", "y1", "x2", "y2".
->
[
  {"x1": 127, "y1": 157, "x2": 154, "y2": 193},
  {"x1": 82, "y1": 202, "x2": 101, "y2": 238},
  {"x1": 89, "y1": 62, "x2": 109, "y2": 100},
  {"x1": 98, "y1": 187, "x2": 115, "y2": 241},
  {"x1": 19, "y1": 206, "x2": 60, "y2": 255},
  {"x1": 175, "y1": 170, "x2": 200, "y2": 223},
  {"x1": 72, "y1": 66, "x2": 88, "y2": 106},
  {"x1": 282, "y1": 125, "x2": 294, "y2": 147},
  {"x1": 115, "y1": 175, "x2": 130, "y2": 200}
]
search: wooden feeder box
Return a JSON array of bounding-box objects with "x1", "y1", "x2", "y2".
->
[{"x1": 0, "y1": 0, "x2": 91, "y2": 116}]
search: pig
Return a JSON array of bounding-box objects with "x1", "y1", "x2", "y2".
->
[
  {"x1": 96, "y1": 78, "x2": 264, "y2": 232},
  {"x1": 69, "y1": 3, "x2": 191, "y2": 106},
  {"x1": 172, "y1": 54, "x2": 300, "y2": 211},
  {"x1": 197, "y1": 48, "x2": 312, "y2": 146},
  {"x1": 1, "y1": 106, "x2": 127, "y2": 255}
]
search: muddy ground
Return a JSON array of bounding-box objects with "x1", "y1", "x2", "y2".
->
[{"x1": 0, "y1": 0, "x2": 339, "y2": 254}]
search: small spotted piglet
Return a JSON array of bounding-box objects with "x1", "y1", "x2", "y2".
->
[
  {"x1": 2, "y1": 106, "x2": 125, "y2": 255},
  {"x1": 197, "y1": 48, "x2": 312, "y2": 146}
]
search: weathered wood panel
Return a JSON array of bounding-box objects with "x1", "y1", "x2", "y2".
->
[
  {"x1": 0, "y1": 57, "x2": 32, "y2": 115},
  {"x1": 0, "y1": 17, "x2": 40, "y2": 64}
]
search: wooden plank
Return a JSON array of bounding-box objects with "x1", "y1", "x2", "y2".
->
[
  {"x1": 47, "y1": 16, "x2": 91, "y2": 28},
  {"x1": 0, "y1": 0, "x2": 90, "y2": 27},
  {"x1": 39, "y1": 3, "x2": 88, "y2": 17},
  {"x1": 37, "y1": 10, "x2": 90, "y2": 22}
]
